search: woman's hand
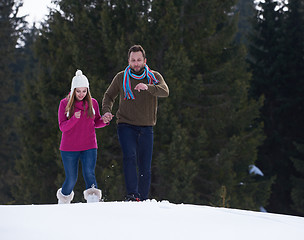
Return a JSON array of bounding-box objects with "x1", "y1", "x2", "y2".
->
[{"x1": 75, "y1": 110, "x2": 81, "y2": 118}]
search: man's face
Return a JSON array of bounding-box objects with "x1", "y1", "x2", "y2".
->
[{"x1": 128, "y1": 51, "x2": 146, "y2": 73}]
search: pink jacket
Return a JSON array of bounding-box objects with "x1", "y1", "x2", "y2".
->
[{"x1": 58, "y1": 97, "x2": 108, "y2": 151}]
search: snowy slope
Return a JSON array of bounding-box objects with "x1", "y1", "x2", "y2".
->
[{"x1": 1, "y1": 200, "x2": 304, "y2": 240}]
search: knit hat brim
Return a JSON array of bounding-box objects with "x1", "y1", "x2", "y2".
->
[{"x1": 70, "y1": 70, "x2": 89, "y2": 96}]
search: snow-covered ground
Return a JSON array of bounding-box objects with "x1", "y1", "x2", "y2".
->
[{"x1": 1, "y1": 200, "x2": 304, "y2": 240}]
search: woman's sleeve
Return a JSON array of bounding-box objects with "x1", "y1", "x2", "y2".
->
[
  {"x1": 93, "y1": 99, "x2": 108, "y2": 128},
  {"x1": 58, "y1": 99, "x2": 79, "y2": 132}
]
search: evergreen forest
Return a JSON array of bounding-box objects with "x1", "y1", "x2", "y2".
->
[{"x1": 1, "y1": 0, "x2": 304, "y2": 216}]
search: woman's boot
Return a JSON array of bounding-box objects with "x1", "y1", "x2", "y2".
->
[
  {"x1": 83, "y1": 187, "x2": 102, "y2": 203},
  {"x1": 56, "y1": 188, "x2": 74, "y2": 204}
]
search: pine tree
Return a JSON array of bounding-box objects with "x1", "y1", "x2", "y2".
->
[
  {"x1": 14, "y1": 3, "x2": 78, "y2": 203},
  {"x1": 102, "y1": 0, "x2": 271, "y2": 209},
  {"x1": 279, "y1": 0, "x2": 304, "y2": 216},
  {"x1": 14, "y1": 0, "x2": 125, "y2": 203},
  {"x1": 146, "y1": 0, "x2": 272, "y2": 209},
  {"x1": 290, "y1": 143, "x2": 304, "y2": 215},
  {"x1": 14, "y1": 0, "x2": 272, "y2": 209},
  {"x1": 0, "y1": 0, "x2": 25, "y2": 203},
  {"x1": 249, "y1": 0, "x2": 304, "y2": 215}
]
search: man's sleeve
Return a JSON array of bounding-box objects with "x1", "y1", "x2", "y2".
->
[
  {"x1": 102, "y1": 73, "x2": 120, "y2": 114},
  {"x1": 146, "y1": 71, "x2": 169, "y2": 97}
]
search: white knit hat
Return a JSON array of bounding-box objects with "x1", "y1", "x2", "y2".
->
[
  {"x1": 70, "y1": 69, "x2": 89, "y2": 96},
  {"x1": 67, "y1": 69, "x2": 95, "y2": 117}
]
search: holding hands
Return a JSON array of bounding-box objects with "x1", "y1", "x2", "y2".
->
[
  {"x1": 100, "y1": 84, "x2": 148, "y2": 124},
  {"x1": 102, "y1": 112, "x2": 114, "y2": 124}
]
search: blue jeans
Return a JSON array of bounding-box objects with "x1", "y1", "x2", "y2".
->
[
  {"x1": 60, "y1": 148, "x2": 98, "y2": 195},
  {"x1": 117, "y1": 123, "x2": 153, "y2": 200}
]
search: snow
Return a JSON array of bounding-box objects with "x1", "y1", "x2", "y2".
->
[
  {"x1": 249, "y1": 164, "x2": 264, "y2": 176},
  {"x1": 1, "y1": 200, "x2": 304, "y2": 240}
]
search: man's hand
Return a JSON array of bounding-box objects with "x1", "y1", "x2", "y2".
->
[
  {"x1": 134, "y1": 83, "x2": 148, "y2": 92},
  {"x1": 102, "y1": 112, "x2": 114, "y2": 124}
]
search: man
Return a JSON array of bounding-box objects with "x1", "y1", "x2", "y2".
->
[{"x1": 101, "y1": 45, "x2": 169, "y2": 201}]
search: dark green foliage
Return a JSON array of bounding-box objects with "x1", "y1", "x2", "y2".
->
[
  {"x1": 6, "y1": 0, "x2": 272, "y2": 211},
  {"x1": 0, "y1": 0, "x2": 26, "y2": 203},
  {"x1": 149, "y1": 0, "x2": 271, "y2": 210},
  {"x1": 248, "y1": 0, "x2": 304, "y2": 216},
  {"x1": 279, "y1": 0, "x2": 304, "y2": 216},
  {"x1": 13, "y1": 24, "x2": 62, "y2": 203},
  {"x1": 291, "y1": 143, "x2": 304, "y2": 214}
]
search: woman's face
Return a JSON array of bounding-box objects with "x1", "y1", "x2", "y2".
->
[{"x1": 75, "y1": 87, "x2": 88, "y2": 101}]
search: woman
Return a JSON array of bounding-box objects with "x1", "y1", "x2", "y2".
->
[{"x1": 56, "y1": 69, "x2": 110, "y2": 204}]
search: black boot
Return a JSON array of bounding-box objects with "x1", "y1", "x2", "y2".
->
[{"x1": 125, "y1": 193, "x2": 141, "y2": 202}]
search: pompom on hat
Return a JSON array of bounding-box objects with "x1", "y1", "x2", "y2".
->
[{"x1": 70, "y1": 69, "x2": 89, "y2": 97}]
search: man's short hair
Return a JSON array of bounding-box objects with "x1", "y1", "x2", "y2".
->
[{"x1": 128, "y1": 45, "x2": 146, "y2": 59}]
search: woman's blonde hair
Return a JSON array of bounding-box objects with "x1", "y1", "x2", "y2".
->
[{"x1": 65, "y1": 88, "x2": 94, "y2": 119}]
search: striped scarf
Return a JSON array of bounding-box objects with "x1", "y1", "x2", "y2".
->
[{"x1": 123, "y1": 64, "x2": 159, "y2": 100}]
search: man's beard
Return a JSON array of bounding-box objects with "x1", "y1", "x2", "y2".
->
[{"x1": 131, "y1": 65, "x2": 145, "y2": 73}]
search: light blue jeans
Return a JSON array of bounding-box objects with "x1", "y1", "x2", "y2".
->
[{"x1": 60, "y1": 148, "x2": 98, "y2": 195}]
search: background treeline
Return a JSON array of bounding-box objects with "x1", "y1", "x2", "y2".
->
[{"x1": 1, "y1": 0, "x2": 303, "y2": 216}]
